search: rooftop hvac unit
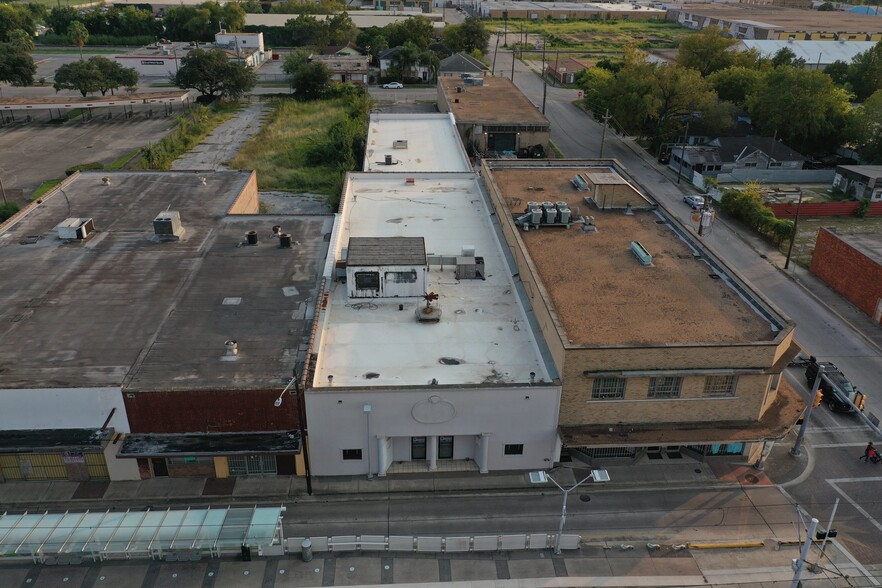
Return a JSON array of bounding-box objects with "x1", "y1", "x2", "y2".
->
[
  {"x1": 153, "y1": 210, "x2": 184, "y2": 239},
  {"x1": 393, "y1": 140, "x2": 408, "y2": 149},
  {"x1": 455, "y1": 256, "x2": 484, "y2": 280},
  {"x1": 572, "y1": 174, "x2": 588, "y2": 191},
  {"x1": 55, "y1": 217, "x2": 95, "y2": 240}
]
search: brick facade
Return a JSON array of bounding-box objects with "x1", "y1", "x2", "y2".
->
[
  {"x1": 810, "y1": 228, "x2": 882, "y2": 323},
  {"x1": 123, "y1": 389, "x2": 300, "y2": 434}
]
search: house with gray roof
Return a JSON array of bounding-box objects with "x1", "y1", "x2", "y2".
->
[{"x1": 439, "y1": 52, "x2": 490, "y2": 78}]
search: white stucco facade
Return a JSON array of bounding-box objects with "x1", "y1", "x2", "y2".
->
[{"x1": 306, "y1": 385, "x2": 561, "y2": 476}]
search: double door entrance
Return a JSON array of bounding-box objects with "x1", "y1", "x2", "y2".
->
[{"x1": 411, "y1": 436, "x2": 453, "y2": 460}]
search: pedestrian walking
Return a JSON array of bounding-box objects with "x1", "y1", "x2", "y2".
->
[
  {"x1": 861, "y1": 442, "x2": 874, "y2": 461},
  {"x1": 869, "y1": 447, "x2": 879, "y2": 464}
]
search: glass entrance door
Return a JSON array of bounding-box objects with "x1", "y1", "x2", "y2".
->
[
  {"x1": 438, "y1": 436, "x2": 454, "y2": 459},
  {"x1": 411, "y1": 437, "x2": 427, "y2": 460}
]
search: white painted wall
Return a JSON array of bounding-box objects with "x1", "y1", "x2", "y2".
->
[
  {"x1": 306, "y1": 385, "x2": 561, "y2": 476},
  {"x1": 0, "y1": 387, "x2": 130, "y2": 433}
]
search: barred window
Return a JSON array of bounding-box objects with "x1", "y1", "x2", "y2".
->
[
  {"x1": 648, "y1": 377, "x2": 682, "y2": 399},
  {"x1": 703, "y1": 376, "x2": 738, "y2": 398},
  {"x1": 592, "y1": 377, "x2": 625, "y2": 400}
]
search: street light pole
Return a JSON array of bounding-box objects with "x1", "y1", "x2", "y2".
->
[
  {"x1": 783, "y1": 190, "x2": 804, "y2": 270},
  {"x1": 676, "y1": 118, "x2": 691, "y2": 185},
  {"x1": 791, "y1": 364, "x2": 824, "y2": 457},
  {"x1": 364, "y1": 403, "x2": 373, "y2": 480},
  {"x1": 541, "y1": 36, "x2": 548, "y2": 115},
  {"x1": 274, "y1": 368, "x2": 312, "y2": 495},
  {"x1": 532, "y1": 469, "x2": 609, "y2": 555}
]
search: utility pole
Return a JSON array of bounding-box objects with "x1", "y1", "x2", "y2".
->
[
  {"x1": 767, "y1": 128, "x2": 777, "y2": 169},
  {"x1": 511, "y1": 43, "x2": 516, "y2": 82},
  {"x1": 599, "y1": 109, "x2": 610, "y2": 158},
  {"x1": 697, "y1": 199, "x2": 709, "y2": 237},
  {"x1": 503, "y1": 13, "x2": 508, "y2": 46},
  {"x1": 784, "y1": 190, "x2": 804, "y2": 270},
  {"x1": 491, "y1": 35, "x2": 499, "y2": 75},
  {"x1": 0, "y1": 175, "x2": 7, "y2": 205},
  {"x1": 676, "y1": 117, "x2": 691, "y2": 185},
  {"x1": 541, "y1": 35, "x2": 548, "y2": 115}
]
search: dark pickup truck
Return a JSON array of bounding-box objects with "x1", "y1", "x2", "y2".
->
[{"x1": 805, "y1": 356, "x2": 866, "y2": 413}]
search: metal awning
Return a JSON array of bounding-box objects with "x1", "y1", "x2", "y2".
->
[{"x1": 0, "y1": 506, "x2": 283, "y2": 561}]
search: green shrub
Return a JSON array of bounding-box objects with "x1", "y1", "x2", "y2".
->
[
  {"x1": 65, "y1": 162, "x2": 105, "y2": 176},
  {"x1": 856, "y1": 197, "x2": 871, "y2": 218},
  {"x1": 0, "y1": 202, "x2": 21, "y2": 223},
  {"x1": 39, "y1": 33, "x2": 154, "y2": 46},
  {"x1": 720, "y1": 186, "x2": 793, "y2": 245}
]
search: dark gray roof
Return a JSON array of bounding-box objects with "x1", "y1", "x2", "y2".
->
[
  {"x1": 440, "y1": 52, "x2": 489, "y2": 73},
  {"x1": 713, "y1": 136, "x2": 806, "y2": 163},
  {"x1": 347, "y1": 237, "x2": 427, "y2": 266},
  {"x1": 0, "y1": 171, "x2": 330, "y2": 391},
  {"x1": 0, "y1": 429, "x2": 111, "y2": 453},
  {"x1": 378, "y1": 46, "x2": 402, "y2": 60},
  {"x1": 118, "y1": 430, "x2": 301, "y2": 457},
  {"x1": 835, "y1": 165, "x2": 882, "y2": 180},
  {"x1": 681, "y1": 146, "x2": 722, "y2": 165}
]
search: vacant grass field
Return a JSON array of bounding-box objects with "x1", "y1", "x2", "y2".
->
[
  {"x1": 15, "y1": 0, "x2": 93, "y2": 5},
  {"x1": 228, "y1": 98, "x2": 353, "y2": 198},
  {"x1": 783, "y1": 216, "x2": 882, "y2": 267},
  {"x1": 490, "y1": 19, "x2": 692, "y2": 53}
]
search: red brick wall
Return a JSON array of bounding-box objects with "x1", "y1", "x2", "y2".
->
[
  {"x1": 810, "y1": 228, "x2": 882, "y2": 321},
  {"x1": 767, "y1": 202, "x2": 882, "y2": 219},
  {"x1": 123, "y1": 389, "x2": 302, "y2": 434}
]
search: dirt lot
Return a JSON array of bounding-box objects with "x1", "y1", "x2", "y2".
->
[
  {"x1": 0, "y1": 113, "x2": 177, "y2": 203},
  {"x1": 790, "y1": 216, "x2": 882, "y2": 267}
]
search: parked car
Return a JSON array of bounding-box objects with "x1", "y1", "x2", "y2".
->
[
  {"x1": 805, "y1": 356, "x2": 866, "y2": 413},
  {"x1": 382, "y1": 82, "x2": 404, "y2": 89},
  {"x1": 684, "y1": 195, "x2": 705, "y2": 210}
]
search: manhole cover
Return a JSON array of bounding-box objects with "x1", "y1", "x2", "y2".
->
[
  {"x1": 579, "y1": 494, "x2": 591, "y2": 502},
  {"x1": 744, "y1": 473, "x2": 759, "y2": 484},
  {"x1": 694, "y1": 468, "x2": 702, "y2": 474}
]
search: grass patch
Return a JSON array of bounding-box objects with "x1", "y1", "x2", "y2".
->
[
  {"x1": 108, "y1": 149, "x2": 141, "y2": 170},
  {"x1": 228, "y1": 97, "x2": 367, "y2": 206},
  {"x1": 23, "y1": 0, "x2": 92, "y2": 5},
  {"x1": 548, "y1": 141, "x2": 564, "y2": 158},
  {"x1": 140, "y1": 102, "x2": 241, "y2": 170},
  {"x1": 780, "y1": 215, "x2": 882, "y2": 268},
  {"x1": 491, "y1": 19, "x2": 692, "y2": 54},
  {"x1": 30, "y1": 179, "x2": 63, "y2": 201}
]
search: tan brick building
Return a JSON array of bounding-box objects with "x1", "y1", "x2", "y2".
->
[
  {"x1": 481, "y1": 159, "x2": 803, "y2": 464},
  {"x1": 437, "y1": 76, "x2": 550, "y2": 158}
]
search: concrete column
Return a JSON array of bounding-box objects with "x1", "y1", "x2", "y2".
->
[
  {"x1": 377, "y1": 436, "x2": 388, "y2": 477},
  {"x1": 428, "y1": 435, "x2": 438, "y2": 471},
  {"x1": 478, "y1": 434, "x2": 490, "y2": 474}
]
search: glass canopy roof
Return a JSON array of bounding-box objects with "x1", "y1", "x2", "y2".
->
[{"x1": 0, "y1": 506, "x2": 283, "y2": 559}]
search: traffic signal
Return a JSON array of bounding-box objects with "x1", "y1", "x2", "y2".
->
[
  {"x1": 855, "y1": 392, "x2": 867, "y2": 412},
  {"x1": 813, "y1": 390, "x2": 823, "y2": 408}
]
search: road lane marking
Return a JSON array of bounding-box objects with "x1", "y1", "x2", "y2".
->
[
  {"x1": 34, "y1": 58, "x2": 51, "y2": 65},
  {"x1": 811, "y1": 443, "x2": 873, "y2": 448}
]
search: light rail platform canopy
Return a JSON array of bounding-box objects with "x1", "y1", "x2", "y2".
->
[{"x1": 0, "y1": 506, "x2": 284, "y2": 563}]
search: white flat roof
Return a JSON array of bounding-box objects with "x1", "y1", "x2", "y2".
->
[
  {"x1": 364, "y1": 113, "x2": 471, "y2": 173},
  {"x1": 314, "y1": 173, "x2": 550, "y2": 388},
  {"x1": 739, "y1": 40, "x2": 876, "y2": 63}
]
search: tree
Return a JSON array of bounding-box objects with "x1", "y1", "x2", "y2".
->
[
  {"x1": 90, "y1": 56, "x2": 139, "y2": 95},
  {"x1": 291, "y1": 61, "x2": 331, "y2": 100},
  {"x1": 707, "y1": 66, "x2": 763, "y2": 109},
  {"x1": 173, "y1": 48, "x2": 256, "y2": 100},
  {"x1": 162, "y1": 2, "x2": 246, "y2": 41},
  {"x1": 747, "y1": 66, "x2": 852, "y2": 153},
  {"x1": 677, "y1": 25, "x2": 739, "y2": 77},
  {"x1": 281, "y1": 49, "x2": 310, "y2": 76},
  {"x1": 239, "y1": 0, "x2": 264, "y2": 14},
  {"x1": 825, "y1": 60, "x2": 850, "y2": 86},
  {"x1": 68, "y1": 21, "x2": 89, "y2": 60},
  {"x1": 384, "y1": 16, "x2": 433, "y2": 51},
  {"x1": 848, "y1": 41, "x2": 882, "y2": 101},
  {"x1": 8, "y1": 29, "x2": 34, "y2": 54},
  {"x1": 0, "y1": 39, "x2": 37, "y2": 87},
  {"x1": 771, "y1": 47, "x2": 797, "y2": 68},
  {"x1": 53, "y1": 60, "x2": 104, "y2": 97},
  {"x1": 46, "y1": 6, "x2": 78, "y2": 36},
  {"x1": 818, "y1": 2, "x2": 836, "y2": 10},
  {"x1": 396, "y1": 41, "x2": 420, "y2": 81},
  {"x1": 0, "y1": 3, "x2": 37, "y2": 42},
  {"x1": 443, "y1": 17, "x2": 490, "y2": 54},
  {"x1": 285, "y1": 14, "x2": 329, "y2": 47},
  {"x1": 327, "y1": 12, "x2": 358, "y2": 46},
  {"x1": 849, "y1": 89, "x2": 882, "y2": 163},
  {"x1": 357, "y1": 27, "x2": 389, "y2": 64}
]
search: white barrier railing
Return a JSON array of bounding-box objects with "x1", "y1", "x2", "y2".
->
[{"x1": 285, "y1": 533, "x2": 582, "y2": 554}]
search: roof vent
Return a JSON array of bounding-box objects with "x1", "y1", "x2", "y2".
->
[
  {"x1": 393, "y1": 140, "x2": 408, "y2": 149},
  {"x1": 630, "y1": 240, "x2": 653, "y2": 266},
  {"x1": 55, "y1": 217, "x2": 95, "y2": 241},
  {"x1": 221, "y1": 339, "x2": 239, "y2": 361},
  {"x1": 153, "y1": 210, "x2": 184, "y2": 240},
  {"x1": 405, "y1": 178, "x2": 415, "y2": 185}
]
